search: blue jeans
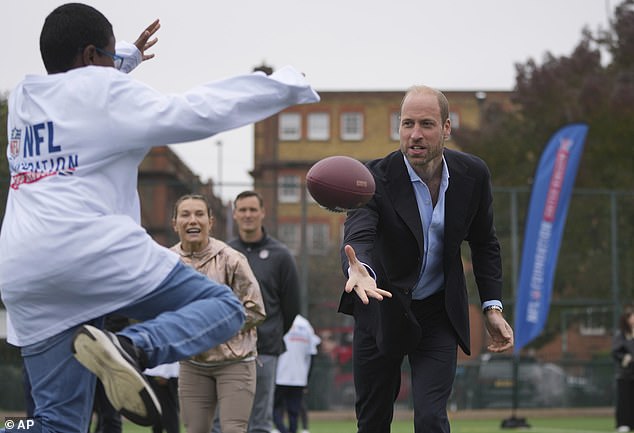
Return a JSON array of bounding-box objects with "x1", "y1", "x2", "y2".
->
[
  {"x1": 19, "y1": 262, "x2": 244, "y2": 433},
  {"x1": 248, "y1": 354, "x2": 278, "y2": 433}
]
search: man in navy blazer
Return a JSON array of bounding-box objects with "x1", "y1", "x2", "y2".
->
[{"x1": 339, "y1": 85, "x2": 514, "y2": 433}]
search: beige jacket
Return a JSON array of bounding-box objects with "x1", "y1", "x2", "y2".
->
[{"x1": 171, "y1": 238, "x2": 266, "y2": 365}]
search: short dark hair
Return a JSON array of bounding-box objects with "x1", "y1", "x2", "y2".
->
[
  {"x1": 234, "y1": 190, "x2": 264, "y2": 208},
  {"x1": 39, "y1": 3, "x2": 113, "y2": 73}
]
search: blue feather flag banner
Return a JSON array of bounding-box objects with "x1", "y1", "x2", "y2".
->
[{"x1": 513, "y1": 124, "x2": 588, "y2": 354}]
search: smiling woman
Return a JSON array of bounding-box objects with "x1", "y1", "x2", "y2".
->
[
  {"x1": 172, "y1": 194, "x2": 214, "y2": 253},
  {"x1": 169, "y1": 193, "x2": 266, "y2": 433}
]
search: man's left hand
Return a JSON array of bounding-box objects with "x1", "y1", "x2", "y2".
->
[{"x1": 484, "y1": 310, "x2": 514, "y2": 352}]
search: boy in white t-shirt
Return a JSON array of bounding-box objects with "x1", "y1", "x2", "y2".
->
[
  {"x1": 273, "y1": 315, "x2": 321, "y2": 433},
  {"x1": 0, "y1": 3, "x2": 319, "y2": 432}
]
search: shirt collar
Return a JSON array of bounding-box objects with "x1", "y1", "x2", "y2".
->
[{"x1": 402, "y1": 153, "x2": 450, "y2": 186}]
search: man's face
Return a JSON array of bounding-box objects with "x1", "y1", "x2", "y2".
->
[
  {"x1": 399, "y1": 91, "x2": 451, "y2": 170},
  {"x1": 233, "y1": 195, "x2": 265, "y2": 235}
]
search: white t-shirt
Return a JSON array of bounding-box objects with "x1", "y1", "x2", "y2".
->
[
  {"x1": 144, "y1": 362, "x2": 180, "y2": 379},
  {"x1": 276, "y1": 315, "x2": 321, "y2": 387},
  {"x1": 0, "y1": 65, "x2": 319, "y2": 346}
]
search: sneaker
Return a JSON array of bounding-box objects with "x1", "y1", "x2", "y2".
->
[
  {"x1": 617, "y1": 427, "x2": 631, "y2": 433},
  {"x1": 72, "y1": 324, "x2": 161, "y2": 426}
]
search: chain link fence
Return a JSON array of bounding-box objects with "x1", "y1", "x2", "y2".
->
[{"x1": 1, "y1": 181, "x2": 632, "y2": 411}]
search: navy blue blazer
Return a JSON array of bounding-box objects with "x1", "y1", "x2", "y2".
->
[{"x1": 339, "y1": 148, "x2": 503, "y2": 357}]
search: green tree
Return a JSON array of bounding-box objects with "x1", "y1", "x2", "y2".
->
[
  {"x1": 457, "y1": 0, "x2": 634, "y2": 349},
  {"x1": 459, "y1": 0, "x2": 634, "y2": 190}
]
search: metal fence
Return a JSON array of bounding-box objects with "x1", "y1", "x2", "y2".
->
[
  {"x1": 0, "y1": 182, "x2": 632, "y2": 411},
  {"x1": 304, "y1": 353, "x2": 616, "y2": 411},
  {"x1": 0, "y1": 341, "x2": 618, "y2": 412}
]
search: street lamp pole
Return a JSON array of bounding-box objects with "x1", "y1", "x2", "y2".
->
[
  {"x1": 475, "y1": 91, "x2": 487, "y2": 127},
  {"x1": 216, "y1": 140, "x2": 223, "y2": 199}
]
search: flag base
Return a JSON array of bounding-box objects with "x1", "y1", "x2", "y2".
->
[{"x1": 501, "y1": 416, "x2": 531, "y2": 429}]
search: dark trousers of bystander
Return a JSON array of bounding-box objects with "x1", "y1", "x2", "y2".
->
[
  {"x1": 273, "y1": 385, "x2": 305, "y2": 433},
  {"x1": 615, "y1": 378, "x2": 634, "y2": 429}
]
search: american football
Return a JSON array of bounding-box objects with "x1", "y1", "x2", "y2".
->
[{"x1": 306, "y1": 156, "x2": 375, "y2": 212}]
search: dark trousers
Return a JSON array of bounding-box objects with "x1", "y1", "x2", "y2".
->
[
  {"x1": 91, "y1": 380, "x2": 122, "y2": 433},
  {"x1": 273, "y1": 385, "x2": 305, "y2": 433},
  {"x1": 299, "y1": 395, "x2": 308, "y2": 429},
  {"x1": 616, "y1": 378, "x2": 634, "y2": 428},
  {"x1": 148, "y1": 377, "x2": 180, "y2": 433},
  {"x1": 352, "y1": 291, "x2": 457, "y2": 433}
]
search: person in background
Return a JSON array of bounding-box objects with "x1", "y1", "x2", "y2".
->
[
  {"x1": 227, "y1": 191, "x2": 302, "y2": 433},
  {"x1": 144, "y1": 362, "x2": 180, "y2": 433},
  {"x1": 171, "y1": 194, "x2": 265, "y2": 433},
  {"x1": 612, "y1": 308, "x2": 634, "y2": 433},
  {"x1": 90, "y1": 315, "x2": 130, "y2": 433},
  {"x1": 339, "y1": 85, "x2": 513, "y2": 433},
  {"x1": 272, "y1": 315, "x2": 321, "y2": 433},
  {"x1": 298, "y1": 394, "x2": 309, "y2": 433},
  {"x1": 0, "y1": 3, "x2": 319, "y2": 430},
  {"x1": 91, "y1": 382, "x2": 120, "y2": 433}
]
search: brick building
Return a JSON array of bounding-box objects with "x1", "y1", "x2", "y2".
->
[
  {"x1": 250, "y1": 87, "x2": 614, "y2": 363},
  {"x1": 250, "y1": 88, "x2": 513, "y2": 328},
  {"x1": 138, "y1": 146, "x2": 227, "y2": 246},
  {"x1": 252, "y1": 89, "x2": 513, "y2": 255}
]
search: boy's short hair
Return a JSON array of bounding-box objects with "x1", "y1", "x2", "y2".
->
[{"x1": 40, "y1": 3, "x2": 113, "y2": 74}]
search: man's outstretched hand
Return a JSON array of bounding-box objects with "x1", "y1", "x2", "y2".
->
[{"x1": 343, "y1": 244, "x2": 392, "y2": 304}]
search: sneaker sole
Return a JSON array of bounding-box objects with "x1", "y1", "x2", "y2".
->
[{"x1": 72, "y1": 325, "x2": 161, "y2": 426}]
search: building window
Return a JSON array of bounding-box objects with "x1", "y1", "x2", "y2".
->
[
  {"x1": 278, "y1": 223, "x2": 300, "y2": 254},
  {"x1": 308, "y1": 223, "x2": 330, "y2": 255},
  {"x1": 449, "y1": 111, "x2": 460, "y2": 129},
  {"x1": 390, "y1": 111, "x2": 400, "y2": 141},
  {"x1": 279, "y1": 113, "x2": 301, "y2": 140},
  {"x1": 307, "y1": 112, "x2": 330, "y2": 141},
  {"x1": 278, "y1": 175, "x2": 301, "y2": 203},
  {"x1": 340, "y1": 112, "x2": 363, "y2": 141}
]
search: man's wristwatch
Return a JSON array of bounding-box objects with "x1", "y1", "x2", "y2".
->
[{"x1": 483, "y1": 305, "x2": 503, "y2": 314}]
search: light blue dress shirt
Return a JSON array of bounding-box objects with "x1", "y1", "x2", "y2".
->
[
  {"x1": 403, "y1": 154, "x2": 502, "y2": 310},
  {"x1": 354, "y1": 154, "x2": 502, "y2": 311},
  {"x1": 404, "y1": 155, "x2": 448, "y2": 300}
]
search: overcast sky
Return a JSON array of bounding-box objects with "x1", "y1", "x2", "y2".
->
[{"x1": 1, "y1": 0, "x2": 613, "y2": 201}]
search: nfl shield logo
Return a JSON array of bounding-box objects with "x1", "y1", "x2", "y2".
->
[
  {"x1": 10, "y1": 139, "x2": 20, "y2": 158},
  {"x1": 10, "y1": 128, "x2": 21, "y2": 158}
]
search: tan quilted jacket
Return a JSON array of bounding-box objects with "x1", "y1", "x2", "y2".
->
[{"x1": 171, "y1": 238, "x2": 266, "y2": 364}]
